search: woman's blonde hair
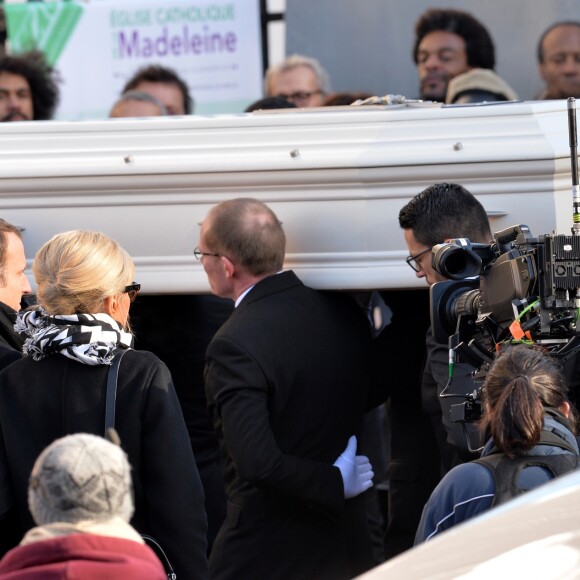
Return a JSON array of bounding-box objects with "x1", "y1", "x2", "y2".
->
[{"x1": 33, "y1": 231, "x2": 135, "y2": 315}]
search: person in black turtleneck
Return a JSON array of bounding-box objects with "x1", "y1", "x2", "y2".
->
[{"x1": 0, "y1": 219, "x2": 31, "y2": 366}]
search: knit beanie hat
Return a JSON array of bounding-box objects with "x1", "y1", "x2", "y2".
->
[{"x1": 28, "y1": 433, "x2": 134, "y2": 526}]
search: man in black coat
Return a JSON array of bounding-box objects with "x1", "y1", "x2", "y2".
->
[
  {"x1": 197, "y1": 198, "x2": 376, "y2": 579},
  {"x1": 0, "y1": 219, "x2": 31, "y2": 355},
  {"x1": 0, "y1": 219, "x2": 33, "y2": 553}
]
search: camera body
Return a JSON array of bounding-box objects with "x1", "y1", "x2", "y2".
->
[{"x1": 430, "y1": 225, "x2": 580, "y2": 422}]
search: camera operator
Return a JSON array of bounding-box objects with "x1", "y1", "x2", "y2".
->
[
  {"x1": 382, "y1": 183, "x2": 492, "y2": 555},
  {"x1": 415, "y1": 345, "x2": 579, "y2": 542},
  {"x1": 399, "y1": 183, "x2": 492, "y2": 470}
]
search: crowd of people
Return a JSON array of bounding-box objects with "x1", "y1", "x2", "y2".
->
[
  {"x1": 0, "y1": 9, "x2": 579, "y2": 122},
  {"x1": 0, "y1": 6, "x2": 579, "y2": 580},
  {"x1": 0, "y1": 191, "x2": 577, "y2": 578}
]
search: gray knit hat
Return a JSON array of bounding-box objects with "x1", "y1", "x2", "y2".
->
[{"x1": 28, "y1": 433, "x2": 134, "y2": 525}]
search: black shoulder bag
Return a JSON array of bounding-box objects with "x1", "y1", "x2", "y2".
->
[{"x1": 105, "y1": 349, "x2": 177, "y2": 580}]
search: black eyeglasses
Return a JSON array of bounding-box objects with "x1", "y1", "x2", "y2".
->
[
  {"x1": 123, "y1": 282, "x2": 141, "y2": 302},
  {"x1": 193, "y1": 247, "x2": 222, "y2": 261},
  {"x1": 193, "y1": 247, "x2": 235, "y2": 263},
  {"x1": 405, "y1": 248, "x2": 432, "y2": 273},
  {"x1": 276, "y1": 90, "x2": 324, "y2": 105}
]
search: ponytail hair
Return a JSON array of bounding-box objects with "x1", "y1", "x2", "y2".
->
[{"x1": 480, "y1": 346, "x2": 575, "y2": 457}]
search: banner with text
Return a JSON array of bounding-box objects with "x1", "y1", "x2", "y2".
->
[{"x1": 5, "y1": 0, "x2": 263, "y2": 119}]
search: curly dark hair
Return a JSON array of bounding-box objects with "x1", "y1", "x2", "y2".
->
[
  {"x1": 123, "y1": 64, "x2": 193, "y2": 114},
  {"x1": 413, "y1": 8, "x2": 495, "y2": 70},
  {"x1": 0, "y1": 51, "x2": 59, "y2": 120}
]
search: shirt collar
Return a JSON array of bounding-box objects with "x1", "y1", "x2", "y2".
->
[{"x1": 234, "y1": 270, "x2": 285, "y2": 308}]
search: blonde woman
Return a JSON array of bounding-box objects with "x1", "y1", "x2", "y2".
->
[{"x1": 0, "y1": 231, "x2": 208, "y2": 578}]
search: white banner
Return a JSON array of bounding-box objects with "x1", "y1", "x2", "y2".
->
[{"x1": 5, "y1": 0, "x2": 264, "y2": 119}]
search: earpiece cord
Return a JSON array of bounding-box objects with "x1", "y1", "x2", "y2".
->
[
  {"x1": 462, "y1": 422, "x2": 484, "y2": 454},
  {"x1": 439, "y1": 343, "x2": 472, "y2": 399}
]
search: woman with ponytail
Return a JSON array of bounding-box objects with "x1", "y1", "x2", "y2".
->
[{"x1": 415, "y1": 345, "x2": 579, "y2": 542}]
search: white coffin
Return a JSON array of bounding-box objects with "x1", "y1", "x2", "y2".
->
[{"x1": 0, "y1": 99, "x2": 576, "y2": 294}]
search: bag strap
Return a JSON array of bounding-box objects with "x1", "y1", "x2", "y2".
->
[
  {"x1": 475, "y1": 452, "x2": 580, "y2": 506},
  {"x1": 141, "y1": 534, "x2": 177, "y2": 580},
  {"x1": 103, "y1": 349, "x2": 177, "y2": 579},
  {"x1": 104, "y1": 349, "x2": 128, "y2": 436}
]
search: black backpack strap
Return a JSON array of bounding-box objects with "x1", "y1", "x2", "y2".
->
[
  {"x1": 475, "y1": 452, "x2": 580, "y2": 507},
  {"x1": 473, "y1": 455, "x2": 504, "y2": 507},
  {"x1": 537, "y1": 429, "x2": 579, "y2": 454},
  {"x1": 104, "y1": 349, "x2": 128, "y2": 437}
]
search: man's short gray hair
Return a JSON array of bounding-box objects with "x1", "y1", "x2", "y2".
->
[
  {"x1": 110, "y1": 90, "x2": 168, "y2": 116},
  {"x1": 264, "y1": 54, "x2": 332, "y2": 96}
]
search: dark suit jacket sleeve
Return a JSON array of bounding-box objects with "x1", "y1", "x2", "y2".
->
[
  {"x1": 140, "y1": 361, "x2": 209, "y2": 578},
  {"x1": 206, "y1": 336, "x2": 345, "y2": 515},
  {"x1": 0, "y1": 348, "x2": 24, "y2": 553},
  {"x1": 0, "y1": 431, "x2": 21, "y2": 556}
]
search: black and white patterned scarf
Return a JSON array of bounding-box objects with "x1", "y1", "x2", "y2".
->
[{"x1": 16, "y1": 308, "x2": 133, "y2": 366}]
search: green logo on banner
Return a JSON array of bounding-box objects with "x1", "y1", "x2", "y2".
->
[{"x1": 4, "y1": 2, "x2": 84, "y2": 66}]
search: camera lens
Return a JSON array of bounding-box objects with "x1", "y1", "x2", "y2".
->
[
  {"x1": 455, "y1": 289, "x2": 481, "y2": 317},
  {"x1": 432, "y1": 244, "x2": 482, "y2": 280},
  {"x1": 429, "y1": 279, "x2": 480, "y2": 344}
]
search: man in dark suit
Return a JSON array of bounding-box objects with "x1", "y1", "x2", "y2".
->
[
  {"x1": 197, "y1": 198, "x2": 376, "y2": 580},
  {"x1": 0, "y1": 219, "x2": 31, "y2": 354},
  {"x1": 0, "y1": 218, "x2": 32, "y2": 552}
]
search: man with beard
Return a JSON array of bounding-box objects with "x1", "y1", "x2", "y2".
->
[
  {"x1": 0, "y1": 51, "x2": 59, "y2": 122},
  {"x1": 413, "y1": 8, "x2": 496, "y2": 102}
]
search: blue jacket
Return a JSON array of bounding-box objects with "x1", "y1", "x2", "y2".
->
[{"x1": 415, "y1": 413, "x2": 579, "y2": 543}]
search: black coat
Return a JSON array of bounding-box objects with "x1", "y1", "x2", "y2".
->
[
  {"x1": 205, "y1": 271, "x2": 375, "y2": 580},
  {"x1": 0, "y1": 301, "x2": 24, "y2": 352},
  {"x1": 0, "y1": 349, "x2": 208, "y2": 579}
]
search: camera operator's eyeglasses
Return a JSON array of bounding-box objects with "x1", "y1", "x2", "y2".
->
[
  {"x1": 405, "y1": 248, "x2": 432, "y2": 272},
  {"x1": 123, "y1": 282, "x2": 141, "y2": 302}
]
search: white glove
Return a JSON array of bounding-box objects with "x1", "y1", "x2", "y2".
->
[{"x1": 333, "y1": 435, "x2": 374, "y2": 499}]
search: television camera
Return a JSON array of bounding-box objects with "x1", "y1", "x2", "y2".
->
[{"x1": 430, "y1": 98, "x2": 580, "y2": 428}]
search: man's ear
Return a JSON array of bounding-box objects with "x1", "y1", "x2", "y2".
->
[{"x1": 222, "y1": 256, "x2": 236, "y2": 278}]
